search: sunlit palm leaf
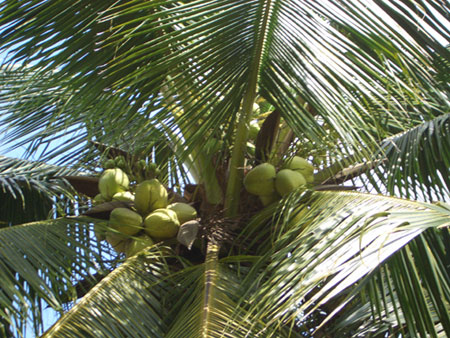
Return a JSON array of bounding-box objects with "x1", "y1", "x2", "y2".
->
[
  {"x1": 44, "y1": 245, "x2": 250, "y2": 338},
  {"x1": 43, "y1": 242, "x2": 300, "y2": 338},
  {"x1": 42, "y1": 247, "x2": 175, "y2": 338},
  {"x1": 237, "y1": 191, "x2": 450, "y2": 336},
  {"x1": 324, "y1": 226, "x2": 450, "y2": 337},
  {"x1": 0, "y1": 1, "x2": 447, "y2": 166}
]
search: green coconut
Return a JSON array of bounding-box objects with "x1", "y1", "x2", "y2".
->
[
  {"x1": 125, "y1": 235, "x2": 154, "y2": 258},
  {"x1": 106, "y1": 233, "x2": 130, "y2": 253},
  {"x1": 114, "y1": 155, "x2": 127, "y2": 170},
  {"x1": 275, "y1": 169, "x2": 307, "y2": 196},
  {"x1": 144, "y1": 208, "x2": 180, "y2": 240},
  {"x1": 92, "y1": 193, "x2": 106, "y2": 204},
  {"x1": 103, "y1": 159, "x2": 116, "y2": 169},
  {"x1": 112, "y1": 191, "x2": 135, "y2": 203},
  {"x1": 248, "y1": 120, "x2": 260, "y2": 140},
  {"x1": 283, "y1": 156, "x2": 315, "y2": 183},
  {"x1": 135, "y1": 179, "x2": 168, "y2": 216},
  {"x1": 167, "y1": 202, "x2": 197, "y2": 224},
  {"x1": 259, "y1": 191, "x2": 281, "y2": 206},
  {"x1": 98, "y1": 168, "x2": 129, "y2": 200},
  {"x1": 243, "y1": 163, "x2": 276, "y2": 196},
  {"x1": 109, "y1": 207, "x2": 143, "y2": 236}
]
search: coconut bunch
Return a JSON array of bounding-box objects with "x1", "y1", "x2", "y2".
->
[
  {"x1": 93, "y1": 165, "x2": 198, "y2": 257},
  {"x1": 243, "y1": 156, "x2": 315, "y2": 206}
]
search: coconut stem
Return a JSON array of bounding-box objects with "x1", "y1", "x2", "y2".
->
[{"x1": 224, "y1": 1, "x2": 273, "y2": 217}]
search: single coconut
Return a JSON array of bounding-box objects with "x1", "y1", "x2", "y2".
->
[
  {"x1": 92, "y1": 193, "x2": 106, "y2": 204},
  {"x1": 283, "y1": 156, "x2": 315, "y2": 183},
  {"x1": 98, "y1": 168, "x2": 129, "y2": 200},
  {"x1": 109, "y1": 207, "x2": 143, "y2": 236},
  {"x1": 167, "y1": 202, "x2": 197, "y2": 224},
  {"x1": 248, "y1": 120, "x2": 260, "y2": 140},
  {"x1": 144, "y1": 208, "x2": 180, "y2": 240},
  {"x1": 135, "y1": 179, "x2": 168, "y2": 216},
  {"x1": 275, "y1": 169, "x2": 307, "y2": 196},
  {"x1": 125, "y1": 235, "x2": 154, "y2": 257},
  {"x1": 112, "y1": 191, "x2": 135, "y2": 203},
  {"x1": 114, "y1": 155, "x2": 127, "y2": 170},
  {"x1": 259, "y1": 191, "x2": 281, "y2": 206},
  {"x1": 243, "y1": 163, "x2": 276, "y2": 196},
  {"x1": 103, "y1": 159, "x2": 116, "y2": 169}
]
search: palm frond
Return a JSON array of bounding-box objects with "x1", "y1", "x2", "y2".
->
[
  {"x1": 0, "y1": 217, "x2": 114, "y2": 337},
  {"x1": 237, "y1": 191, "x2": 450, "y2": 336},
  {"x1": 0, "y1": 1, "x2": 449, "y2": 336},
  {"x1": 329, "y1": 226, "x2": 450, "y2": 337},
  {"x1": 43, "y1": 243, "x2": 249, "y2": 338},
  {"x1": 165, "y1": 243, "x2": 265, "y2": 338},
  {"x1": 42, "y1": 240, "x2": 300, "y2": 338},
  {"x1": 374, "y1": 113, "x2": 450, "y2": 201},
  {"x1": 42, "y1": 246, "x2": 174, "y2": 338},
  {"x1": 0, "y1": 1, "x2": 447, "y2": 167},
  {"x1": 0, "y1": 156, "x2": 86, "y2": 225}
]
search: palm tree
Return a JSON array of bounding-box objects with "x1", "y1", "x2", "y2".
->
[{"x1": 0, "y1": 0, "x2": 449, "y2": 337}]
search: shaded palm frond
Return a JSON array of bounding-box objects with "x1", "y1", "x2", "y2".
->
[
  {"x1": 236, "y1": 191, "x2": 450, "y2": 336},
  {"x1": 0, "y1": 156, "x2": 87, "y2": 225},
  {"x1": 432, "y1": 44, "x2": 450, "y2": 91},
  {"x1": 374, "y1": 113, "x2": 450, "y2": 201},
  {"x1": 0, "y1": 217, "x2": 115, "y2": 337},
  {"x1": 0, "y1": 66, "x2": 156, "y2": 165},
  {"x1": 0, "y1": 67, "x2": 92, "y2": 164}
]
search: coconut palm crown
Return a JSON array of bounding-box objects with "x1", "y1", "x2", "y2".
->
[{"x1": 0, "y1": 1, "x2": 449, "y2": 337}]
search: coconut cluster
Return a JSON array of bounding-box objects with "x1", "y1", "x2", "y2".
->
[
  {"x1": 94, "y1": 166, "x2": 197, "y2": 257},
  {"x1": 243, "y1": 156, "x2": 315, "y2": 206}
]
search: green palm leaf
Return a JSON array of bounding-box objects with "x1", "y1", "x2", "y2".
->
[
  {"x1": 0, "y1": 1, "x2": 446, "y2": 167},
  {"x1": 331, "y1": 226, "x2": 450, "y2": 337},
  {"x1": 42, "y1": 247, "x2": 172, "y2": 338},
  {"x1": 0, "y1": 0, "x2": 449, "y2": 336},
  {"x1": 237, "y1": 191, "x2": 450, "y2": 336},
  {"x1": 38, "y1": 192, "x2": 450, "y2": 337},
  {"x1": 0, "y1": 156, "x2": 84, "y2": 225},
  {"x1": 42, "y1": 242, "x2": 298, "y2": 338},
  {"x1": 0, "y1": 218, "x2": 114, "y2": 336},
  {"x1": 376, "y1": 114, "x2": 450, "y2": 201}
]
